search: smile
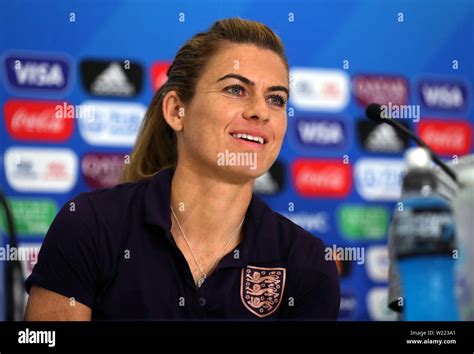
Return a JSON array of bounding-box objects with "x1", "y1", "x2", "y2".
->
[{"x1": 230, "y1": 133, "x2": 266, "y2": 145}]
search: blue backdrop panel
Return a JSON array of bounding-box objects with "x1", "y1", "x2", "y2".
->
[{"x1": 1, "y1": 0, "x2": 473, "y2": 320}]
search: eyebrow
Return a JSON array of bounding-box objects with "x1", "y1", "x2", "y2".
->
[{"x1": 216, "y1": 73, "x2": 289, "y2": 98}]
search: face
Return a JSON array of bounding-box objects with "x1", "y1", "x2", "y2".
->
[{"x1": 174, "y1": 43, "x2": 289, "y2": 183}]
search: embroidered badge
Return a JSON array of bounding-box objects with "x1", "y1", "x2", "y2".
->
[{"x1": 240, "y1": 265, "x2": 286, "y2": 318}]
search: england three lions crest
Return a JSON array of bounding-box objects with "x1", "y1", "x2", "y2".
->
[{"x1": 240, "y1": 265, "x2": 286, "y2": 318}]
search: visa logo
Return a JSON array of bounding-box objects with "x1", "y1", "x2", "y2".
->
[
  {"x1": 419, "y1": 80, "x2": 468, "y2": 111},
  {"x1": 15, "y1": 63, "x2": 63, "y2": 86},
  {"x1": 296, "y1": 118, "x2": 345, "y2": 148},
  {"x1": 4, "y1": 54, "x2": 70, "y2": 92}
]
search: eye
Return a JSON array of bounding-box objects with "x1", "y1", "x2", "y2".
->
[
  {"x1": 268, "y1": 94, "x2": 287, "y2": 107},
  {"x1": 225, "y1": 84, "x2": 245, "y2": 96},
  {"x1": 224, "y1": 84, "x2": 287, "y2": 107}
]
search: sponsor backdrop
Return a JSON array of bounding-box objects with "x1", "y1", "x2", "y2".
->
[{"x1": 0, "y1": 0, "x2": 473, "y2": 320}]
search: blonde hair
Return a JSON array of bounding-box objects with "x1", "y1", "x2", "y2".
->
[{"x1": 120, "y1": 17, "x2": 289, "y2": 183}]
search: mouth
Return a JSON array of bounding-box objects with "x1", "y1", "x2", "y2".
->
[{"x1": 229, "y1": 131, "x2": 268, "y2": 146}]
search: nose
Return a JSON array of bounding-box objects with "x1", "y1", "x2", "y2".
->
[{"x1": 242, "y1": 96, "x2": 270, "y2": 122}]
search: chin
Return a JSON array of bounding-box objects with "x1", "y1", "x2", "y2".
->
[{"x1": 216, "y1": 164, "x2": 267, "y2": 184}]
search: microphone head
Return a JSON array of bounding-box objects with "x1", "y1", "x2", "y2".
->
[{"x1": 365, "y1": 103, "x2": 385, "y2": 123}]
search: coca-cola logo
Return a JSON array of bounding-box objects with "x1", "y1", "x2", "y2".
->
[
  {"x1": 417, "y1": 119, "x2": 471, "y2": 156},
  {"x1": 4, "y1": 99, "x2": 74, "y2": 141},
  {"x1": 292, "y1": 159, "x2": 352, "y2": 197}
]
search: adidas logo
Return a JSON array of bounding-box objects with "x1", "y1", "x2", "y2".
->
[
  {"x1": 365, "y1": 123, "x2": 404, "y2": 152},
  {"x1": 91, "y1": 63, "x2": 135, "y2": 96}
]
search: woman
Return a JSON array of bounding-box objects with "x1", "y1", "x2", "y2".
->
[{"x1": 25, "y1": 18, "x2": 340, "y2": 320}]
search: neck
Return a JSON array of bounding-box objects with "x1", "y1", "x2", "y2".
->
[{"x1": 170, "y1": 163, "x2": 253, "y2": 244}]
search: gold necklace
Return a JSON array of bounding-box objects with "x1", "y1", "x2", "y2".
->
[{"x1": 170, "y1": 206, "x2": 245, "y2": 288}]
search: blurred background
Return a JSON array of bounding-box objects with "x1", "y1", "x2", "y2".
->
[{"x1": 0, "y1": 0, "x2": 473, "y2": 321}]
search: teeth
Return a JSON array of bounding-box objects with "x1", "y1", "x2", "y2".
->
[{"x1": 232, "y1": 133, "x2": 265, "y2": 144}]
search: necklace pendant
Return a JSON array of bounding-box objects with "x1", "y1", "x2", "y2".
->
[{"x1": 197, "y1": 276, "x2": 206, "y2": 288}]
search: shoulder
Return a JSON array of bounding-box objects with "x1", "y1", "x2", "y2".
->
[
  {"x1": 76, "y1": 178, "x2": 151, "y2": 212},
  {"x1": 38, "y1": 179, "x2": 154, "y2": 286},
  {"x1": 50, "y1": 178, "x2": 153, "y2": 255},
  {"x1": 43, "y1": 178, "x2": 152, "y2": 248},
  {"x1": 64, "y1": 178, "x2": 152, "y2": 231}
]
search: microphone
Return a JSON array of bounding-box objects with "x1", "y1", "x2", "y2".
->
[{"x1": 365, "y1": 103, "x2": 459, "y2": 185}]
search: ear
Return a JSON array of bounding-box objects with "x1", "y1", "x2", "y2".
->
[{"x1": 162, "y1": 90, "x2": 185, "y2": 132}]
